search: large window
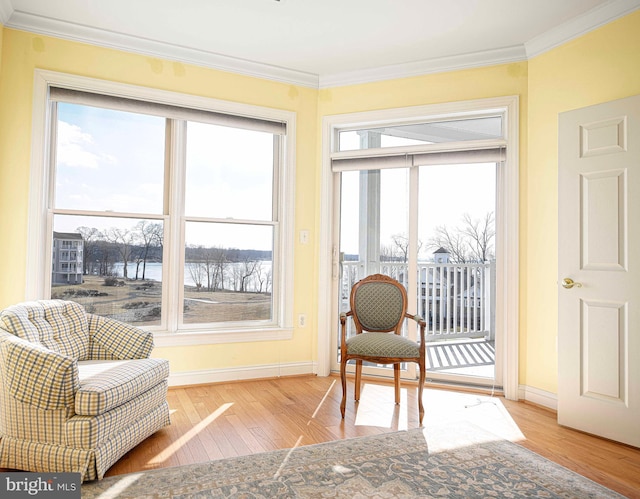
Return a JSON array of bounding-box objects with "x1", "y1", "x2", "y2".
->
[{"x1": 28, "y1": 72, "x2": 295, "y2": 342}]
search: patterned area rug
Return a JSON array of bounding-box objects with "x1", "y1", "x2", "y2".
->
[{"x1": 82, "y1": 423, "x2": 624, "y2": 498}]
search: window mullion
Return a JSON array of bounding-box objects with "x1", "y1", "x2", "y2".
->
[
  {"x1": 164, "y1": 119, "x2": 187, "y2": 333},
  {"x1": 41, "y1": 103, "x2": 59, "y2": 298}
]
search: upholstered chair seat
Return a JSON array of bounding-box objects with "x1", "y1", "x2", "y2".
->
[{"x1": 345, "y1": 332, "x2": 420, "y2": 358}]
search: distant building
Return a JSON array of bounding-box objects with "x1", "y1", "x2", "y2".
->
[
  {"x1": 52, "y1": 231, "x2": 84, "y2": 284},
  {"x1": 433, "y1": 247, "x2": 450, "y2": 264}
]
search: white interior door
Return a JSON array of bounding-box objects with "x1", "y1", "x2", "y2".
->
[{"x1": 558, "y1": 94, "x2": 640, "y2": 447}]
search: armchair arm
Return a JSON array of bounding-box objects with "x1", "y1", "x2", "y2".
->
[
  {"x1": 406, "y1": 313, "x2": 427, "y2": 346},
  {"x1": 339, "y1": 311, "x2": 353, "y2": 347},
  {"x1": 87, "y1": 314, "x2": 154, "y2": 360},
  {"x1": 1, "y1": 334, "x2": 78, "y2": 410}
]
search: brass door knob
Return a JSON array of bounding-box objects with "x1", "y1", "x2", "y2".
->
[{"x1": 562, "y1": 278, "x2": 582, "y2": 289}]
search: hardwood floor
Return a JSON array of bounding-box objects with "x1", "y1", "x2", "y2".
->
[
  {"x1": 101, "y1": 375, "x2": 640, "y2": 498},
  {"x1": 1, "y1": 375, "x2": 636, "y2": 496}
]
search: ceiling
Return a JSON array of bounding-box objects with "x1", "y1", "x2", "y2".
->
[{"x1": 1, "y1": 0, "x2": 639, "y2": 87}]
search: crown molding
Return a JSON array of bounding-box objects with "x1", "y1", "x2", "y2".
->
[
  {"x1": 4, "y1": 10, "x2": 320, "y2": 88},
  {"x1": 525, "y1": 0, "x2": 640, "y2": 58},
  {"x1": 0, "y1": 0, "x2": 13, "y2": 24},
  {"x1": 318, "y1": 45, "x2": 527, "y2": 89},
  {"x1": 3, "y1": 0, "x2": 639, "y2": 89}
]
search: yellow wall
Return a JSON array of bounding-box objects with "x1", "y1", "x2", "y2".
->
[
  {"x1": 1, "y1": 10, "x2": 639, "y2": 391},
  {"x1": 525, "y1": 10, "x2": 640, "y2": 393},
  {"x1": 0, "y1": 28, "x2": 319, "y2": 373}
]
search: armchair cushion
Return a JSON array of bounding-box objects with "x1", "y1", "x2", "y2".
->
[
  {"x1": 88, "y1": 314, "x2": 154, "y2": 360},
  {"x1": 346, "y1": 332, "x2": 420, "y2": 358},
  {"x1": 75, "y1": 359, "x2": 170, "y2": 416},
  {"x1": 0, "y1": 300, "x2": 89, "y2": 360}
]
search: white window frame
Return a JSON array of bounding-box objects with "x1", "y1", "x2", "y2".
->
[
  {"x1": 317, "y1": 96, "x2": 519, "y2": 400},
  {"x1": 27, "y1": 70, "x2": 296, "y2": 347}
]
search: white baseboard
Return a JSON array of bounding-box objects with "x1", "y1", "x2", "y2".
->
[
  {"x1": 168, "y1": 361, "x2": 317, "y2": 387},
  {"x1": 518, "y1": 384, "x2": 558, "y2": 411}
]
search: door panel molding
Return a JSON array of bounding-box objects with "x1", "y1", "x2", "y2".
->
[{"x1": 558, "y1": 93, "x2": 640, "y2": 447}]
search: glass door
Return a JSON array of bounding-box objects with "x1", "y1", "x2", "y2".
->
[
  {"x1": 337, "y1": 166, "x2": 417, "y2": 380},
  {"x1": 417, "y1": 162, "x2": 497, "y2": 387},
  {"x1": 331, "y1": 116, "x2": 503, "y2": 388},
  {"x1": 333, "y1": 161, "x2": 499, "y2": 388}
]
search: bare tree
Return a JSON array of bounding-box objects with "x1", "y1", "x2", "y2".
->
[
  {"x1": 430, "y1": 226, "x2": 472, "y2": 263},
  {"x1": 384, "y1": 233, "x2": 424, "y2": 262},
  {"x1": 462, "y1": 212, "x2": 495, "y2": 263},
  {"x1": 429, "y1": 212, "x2": 495, "y2": 263},
  {"x1": 252, "y1": 261, "x2": 269, "y2": 293},
  {"x1": 201, "y1": 246, "x2": 226, "y2": 291},
  {"x1": 106, "y1": 228, "x2": 134, "y2": 279},
  {"x1": 238, "y1": 258, "x2": 259, "y2": 292},
  {"x1": 390, "y1": 233, "x2": 410, "y2": 262},
  {"x1": 132, "y1": 249, "x2": 144, "y2": 280},
  {"x1": 264, "y1": 267, "x2": 272, "y2": 295},
  {"x1": 212, "y1": 247, "x2": 228, "y2": 291},
  {"x1": 133, "y1": 221, "x2": 163, "y2": 280},
  {"x1": 96, "y1": 239, "x2": 117, "y2": 276},
  {"x1": 76, "y1": 226, "x2": 103, "y2": 275},
  {"x1": 186, "y1": 261, "x2": 206, "y2": 291}
]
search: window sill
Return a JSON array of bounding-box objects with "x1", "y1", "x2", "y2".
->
[{"x1": 152, "y1": 327, "x2": 294, "y2": 347}]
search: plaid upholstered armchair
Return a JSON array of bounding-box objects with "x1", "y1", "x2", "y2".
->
[
  {"x1": 339, "y1": 274, "x2": 426, "y2": 424},
  {"x1": 0, "y1": 300, "x2": 171, "y2": 481}
]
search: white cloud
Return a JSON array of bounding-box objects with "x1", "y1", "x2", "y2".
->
[{"x1": 56, "y1": 121, "x2": 101, "y2": 169}]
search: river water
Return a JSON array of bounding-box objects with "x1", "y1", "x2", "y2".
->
[{"x1": 112, "y1": 261, "x2": 271, "y2": 291}]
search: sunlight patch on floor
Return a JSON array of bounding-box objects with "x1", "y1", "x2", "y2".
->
[
  {"x1": 273, "y1": 435, "x2": 304, "y2": 479},
  {"x1": 94, "y1": 472, "x2": 143, "y2": 499},
  {"x1": 354, "y1": 384, "x2": 408, "y2": 430},
  {"x1": 420, "y1": 388, "x2": 525, "y2": 451},
  {"x1": 310, "y1": 379, "x2": 336, "y2": 422},
  {"x1": 150, "y1": 402, "x2": 233, "y2": 464},
  {"x1": 348, "y1": 382, "x2": 524, "y2": 446}
]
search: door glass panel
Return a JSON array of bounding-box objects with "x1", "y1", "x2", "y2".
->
[
  {"x1": 339, "y1": 168, "x2": 410, "y2": 370},
  {"x1": 418, "y1": 162, "x2": 496, "y2": 380},
  {"x1": 339, "y1": 168, "x2": 409, "y2": 291}
]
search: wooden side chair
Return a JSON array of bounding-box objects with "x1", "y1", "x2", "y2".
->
[{"x1": 339, "y1": 273, "x2": 426, "y2": 424}]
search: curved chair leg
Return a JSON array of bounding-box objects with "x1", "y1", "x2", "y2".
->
[
  {"x1": 340, "y1": 356, "x2": 347, "y2": 419},
  {"x1": 417, "y1": 360, "x2": 426, "y2": 425},
  {"x1": 394, "y1": 363, "x2": 401, "y2": 404},
  {"x1": 354, "y1": 360, "x2": 362, "y2": 401}
]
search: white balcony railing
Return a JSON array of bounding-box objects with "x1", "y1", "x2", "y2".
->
[{"x1": 340, "y1": 261, "x2": 495, "y2": 342}]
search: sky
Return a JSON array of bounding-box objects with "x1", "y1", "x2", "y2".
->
[
  {"x1": 55, "y1": 103, "x2": 496, "y2": 257},
  {"x1": 338, "y1": 133, "x2": 496, "y2": 260},
  {"x1": 54, "y1": 103, "x2": 275, "y2": 250}
]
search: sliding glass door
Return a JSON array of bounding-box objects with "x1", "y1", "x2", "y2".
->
[
  {"x1": 338, "y1": 167, "x2": 417, "y2": 379},
  {"x1": 417, "y1": 162, "x2": 497, "y2": 384},
  {"x1": 332, "y1": 117, "x2": 502, "y2": 388}
]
